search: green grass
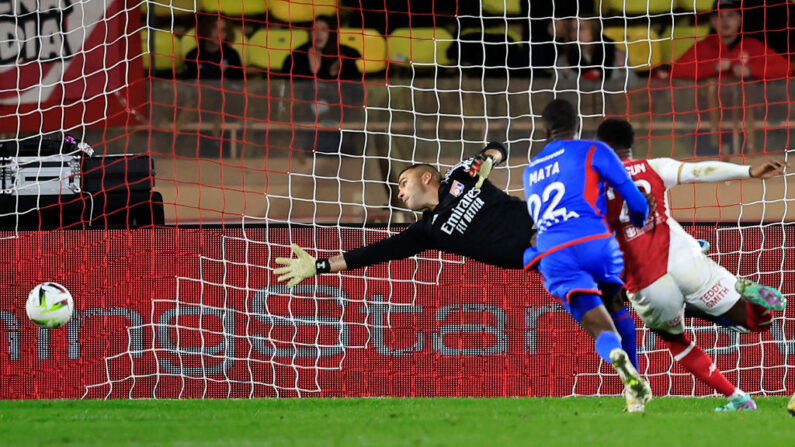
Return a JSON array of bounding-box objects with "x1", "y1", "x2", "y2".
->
[{"x1": 0, "y1": 397, "x2": 792, "y2": 447}]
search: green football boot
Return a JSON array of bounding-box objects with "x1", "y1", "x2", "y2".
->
[{"x1": 735, "y1": 279, "x2": 786, "y2": 312}]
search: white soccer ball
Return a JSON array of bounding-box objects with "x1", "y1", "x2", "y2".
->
[{"x1": 25, "y1": 282, "x2": 74, "y2": 329}]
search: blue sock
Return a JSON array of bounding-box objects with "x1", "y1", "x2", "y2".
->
[
  {"x1": 594, "y1": 331, "x2": 622, "y2": 364},
  {"x1": 611, "y1": 308, "x2": 639, "y2": 370}
]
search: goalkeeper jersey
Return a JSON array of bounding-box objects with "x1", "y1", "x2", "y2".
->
[{"x1": 343, "y1": 155, "x2": 536, "y2": 270}]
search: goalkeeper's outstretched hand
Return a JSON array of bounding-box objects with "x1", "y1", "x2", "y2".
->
[
  {"x1": 274, "y1": 244, "x2": 317, "y2": 288},
  {"x1": 469, "y1": 154, "x2": 494, "y2": 188}
]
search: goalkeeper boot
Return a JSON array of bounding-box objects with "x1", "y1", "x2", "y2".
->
[
  {"x1": 715, "y1": 393, "x2": 757, "y2": 412},
  {"x1": 735, "y1": 279, "x2": 786, "y2": 311},
  {"x1": 610, "y1": 348, "x2": 652, "y2": 411}
]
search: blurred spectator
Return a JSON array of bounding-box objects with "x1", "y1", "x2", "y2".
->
[
  {"x1": 282, "y1": 15, "x2": 363, "y2": 159},
  {"x1": 184, "y1": 16, "x2": 244, "y2": 80},
  {"x1": 556, "y1": 17, "x2": 625, "y2": 81},
  {"x1": 448, "y1": 27, "x2": 531, "y2": 78},
  {"x1": 669, "y1": 0, "x2": 791, "y2": 80},
  {"x1": 282, "y1": 15, "x2": 361, "y2": 80},
  {"x1": 531, "y1": 18, "x2": 574, "y2": 77}
]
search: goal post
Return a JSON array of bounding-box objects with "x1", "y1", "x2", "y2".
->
[{"x1": 0, "y1": 1, "x2": 793, "y2": 399}]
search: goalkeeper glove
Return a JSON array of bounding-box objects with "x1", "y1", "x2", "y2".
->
[
  {"x1": 274, "y1": 244, "x2": 330, "y2": 288},
  {"x1": 468, "y1": 154, "x2": 494, "y2": 188}
]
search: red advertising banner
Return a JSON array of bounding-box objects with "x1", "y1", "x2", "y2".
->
[
  {"x1": 0, "y1": 0, "x2": 146, "y2": 132},
  {"x1": 0, "y1": 226, "x2": 793, "y2": 399}
]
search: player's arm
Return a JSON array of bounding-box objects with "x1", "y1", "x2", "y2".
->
[
  {"x1": 591, "y1": 142, "x2": 648, "y2": 227},
  {"x1": 274, "y1": 224, "x2": 428, "y2": 287},
  {"x1": 467, "y1": 142, "x2": 507, "y2": 188},
  {"x1": 650, "y1": 158, "x2": 788, "y2": 187}
]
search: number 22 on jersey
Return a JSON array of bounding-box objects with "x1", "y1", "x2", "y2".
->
[{"x1": 527, "y1": 181, "x2": 580, "y2": 233}]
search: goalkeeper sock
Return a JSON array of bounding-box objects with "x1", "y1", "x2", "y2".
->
[
  {"x1": 666, "y1": 332, "x2": 735, "y2": 397},
  {"x1": 594, "y1": 331, "x2": 622, "y2": 364},
  {"x1": 610, "y1": 308, "x2": 639, "y2": 370}
]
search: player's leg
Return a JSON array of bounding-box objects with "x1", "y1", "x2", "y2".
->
[
  {"x1": 567, "y1": 291, "x2": 650, "y2": 407},
  {"x1": 635, "y1": 273, "x2": 756, "y2": 411},
  {"x1": 653, "y1": 328, "x2": 755, "y2": 411},
  {"x1": 678, "y1": 258, "x2": 784, "y2": 333},
  {"x1": 684, "y1": 304, "x2": 753, "y2": 333},
  {"x1": 572, "y1": 237, "x2": 651, "y2": 409},
  {"x1": 601, "y1": 286, "x2": 640, "y2": 371},
  {"x1": 711, "y1": 298, "x2": 774, "y2": 333},
  {"x1": 539, "y1": 245, "x2": 634, "y2": 365}
]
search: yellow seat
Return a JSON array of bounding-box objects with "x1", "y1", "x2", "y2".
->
[
  {"x1": 387, "y1": 28, "x2": 454, "y2": 66},
  {"x1": 482, "y1": 0, "x2": 521, "y2": 15},
  {"x1": 142, "y1": 29, "x2": 183, "y2": 71},
  {"x1": 603, "y1": 27, "x2": 662, "y2": 70},
  {"x1": 675, "y1": 0, "x2": 714, "y2": 12},
  {"x1": 144, "y1": 0, "x2": 196, "y2": 17},
  {"x1": 608, "y1": 0, "x2": 673, "y2": 14},
  {"x1": 181, "y1": 26, "x2": 247, "y2": 64},
  {"x1": 459, "y1": 26, "x2": 523, "y2": 45},
  {"x1": 246, "y1": 28, "x2": 310, "y2": 70},
  {"x1": 198, "y1": 0, "x2": 268, "y2": 16},
  {"x1": 338, "y1": 28, "x2": 386, "y2": 73},
  {"x1": 659, "y1": 25, "x2": 710, "y2": 63},
  {"x1": 268, "y1": 0, "x2": 337, "y2": 23}
]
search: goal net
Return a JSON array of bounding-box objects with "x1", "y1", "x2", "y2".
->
[{"x1": 0, "y1": 0, "x2": 792, "y2": 399}]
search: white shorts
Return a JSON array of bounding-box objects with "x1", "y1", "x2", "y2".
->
[{"x1": 626, "y1": 249, "x2": 740, "y2": 334}]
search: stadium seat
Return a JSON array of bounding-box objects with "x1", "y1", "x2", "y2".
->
[
  {"x1": 608, "y1": 0, "x2": 673, "y2": 14},
  {"x1": 659, "y1": 25, "x2": 710, "y2": 63},
  {"x1": 246, "y1": 28, "x2": 310, "y2": 71},
  {"x1": 197, "y1": 0, "x2": 268, "y2": 16},
  {"x1": 460, "y1": 26, "x2": 523, "y2": 45},
  {"x1": 481, "y1": 0, "x2": 521, "y2": 15},
  {"x1": 142, "y1": 29, "x2": 183, "y2": 72},
  {"x1": 387, "y1": 28, "x2": 454, "y2": 66},
  {"x1": 675, "y1": 0, "x2": 714, "y2": 12},
  {"x1": 144, "y1": 0, "x2": 195, "y2": 17},
  {"x1": 603, "y1": 27, "x2": 663, "y2": 71},
  {"x1": 180, "y1": 26, "x2": 247, "y2": 64},
  {"x1": 338, "y1": 28, "x2": 387, "y2": 73},
  {"x1": 268, "y1": 0, "x2": 337, "y2": 23}
]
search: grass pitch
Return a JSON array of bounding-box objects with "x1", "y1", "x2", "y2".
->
[{"x1": 1, "y1": 397, "x2": 792, "y2": 447}]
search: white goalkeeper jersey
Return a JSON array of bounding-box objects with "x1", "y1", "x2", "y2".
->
[{"x1": 606, "y1": 157, "x2": 751, "y2": 292}]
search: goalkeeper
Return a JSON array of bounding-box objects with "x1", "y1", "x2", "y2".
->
[{"x1": 274, "y1": 141, "x2": 536, "y2": 283}]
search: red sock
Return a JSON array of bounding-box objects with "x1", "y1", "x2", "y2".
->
[
  {"x1": 745, "y1": 301, "x2": 773, "y2": 332},
  {"x1": 665, "y1": 333, "x2": 736, "y2": 397}
]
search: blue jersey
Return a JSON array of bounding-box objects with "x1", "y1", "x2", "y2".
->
[{"x1": 522, "y1": 139, "x2": 647, "y2": 267}]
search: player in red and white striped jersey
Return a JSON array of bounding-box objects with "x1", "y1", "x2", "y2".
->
[{"x1": 597, "y1": 118, "x2": 788, "y2": 412}]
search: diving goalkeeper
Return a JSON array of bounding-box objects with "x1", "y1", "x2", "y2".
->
[{"x1": 274, "y1": 142, "x2": 536, "y2": 284}]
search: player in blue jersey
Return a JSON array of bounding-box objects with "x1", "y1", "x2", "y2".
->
[{"x1": 523, "y1": 99, "x2": 652, "y2": 410}]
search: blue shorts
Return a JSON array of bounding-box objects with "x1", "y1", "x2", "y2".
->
[{"x1": 538, "y1": 235, "x2": 625, "y2": 305}]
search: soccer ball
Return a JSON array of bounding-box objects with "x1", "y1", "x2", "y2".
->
[
  {"x1": 25, "y1": 282, "x2": 74, "y2": 329},
  {"x1": 788, "y1": 392, "x2": 795, "y2": 417}
]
